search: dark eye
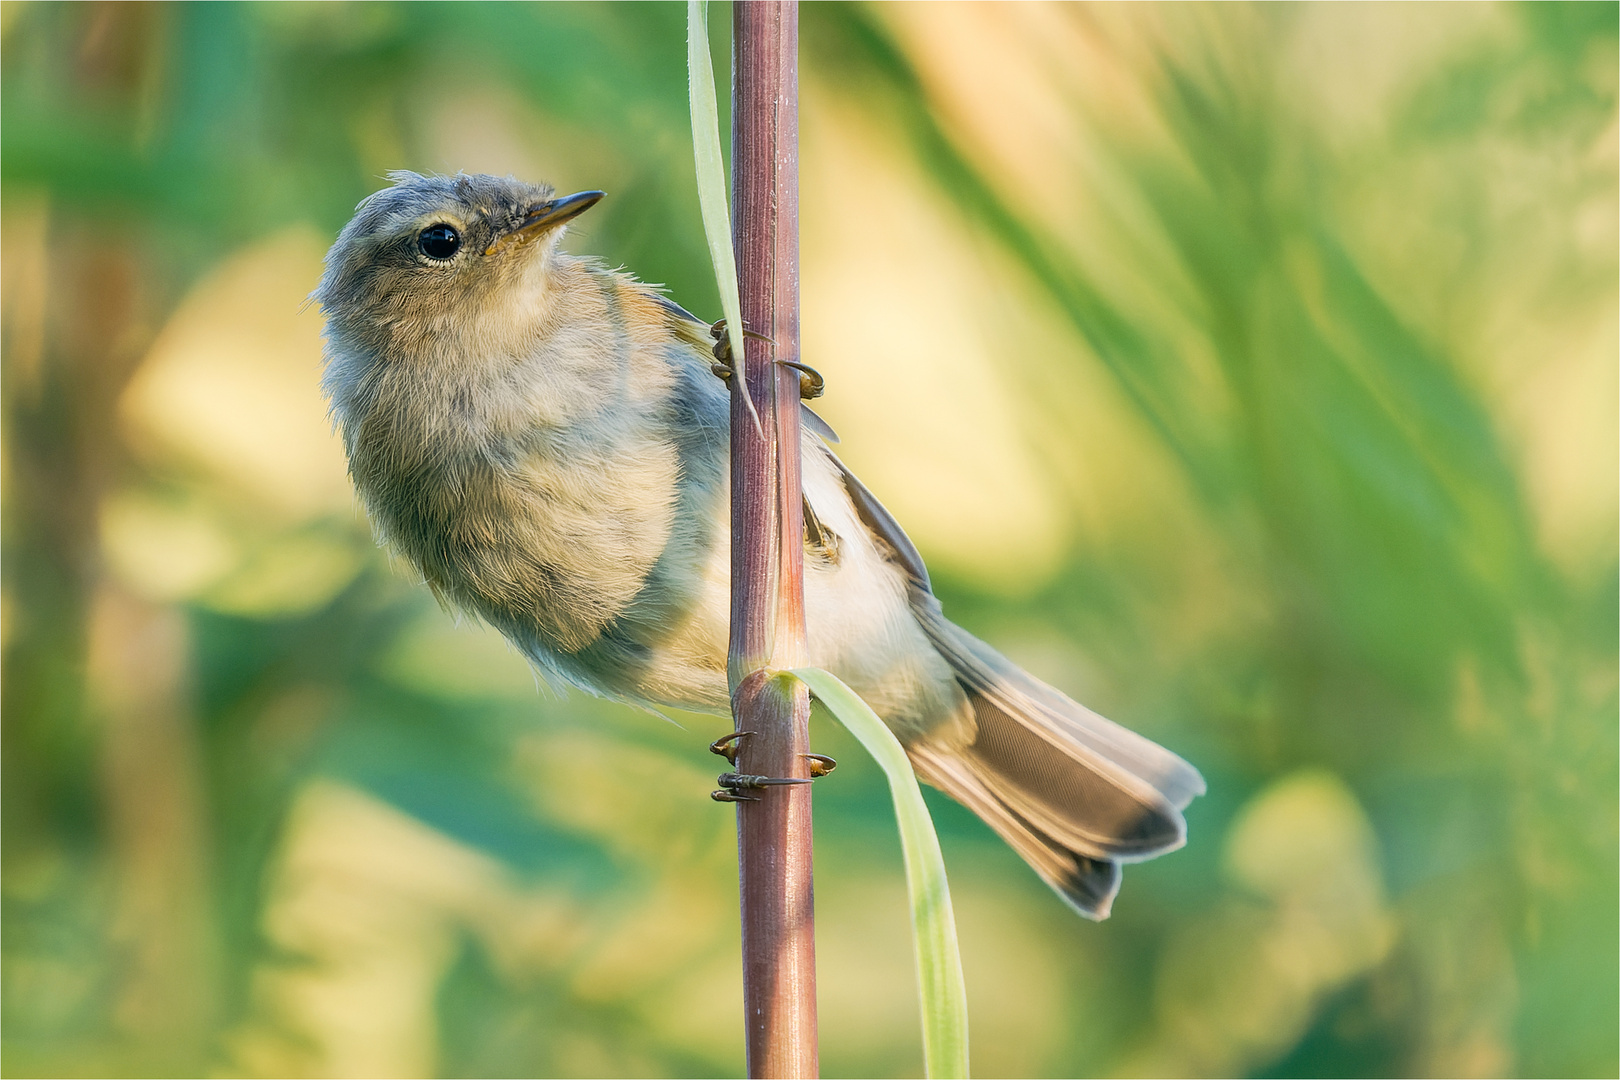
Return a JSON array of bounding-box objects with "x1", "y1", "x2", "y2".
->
[{"x1": 417, "y1": 224, "x2": 461, "y2": 260}]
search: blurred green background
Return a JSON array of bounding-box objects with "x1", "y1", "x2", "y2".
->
[{"x1": 3, "y1": 2, "x2": 1615, "y2": 1076}]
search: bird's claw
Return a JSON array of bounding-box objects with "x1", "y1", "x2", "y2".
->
[
  {"x1": 709, "y1": 319, "x2": 773, "y2": 372},
  {"x1": 710, "y1": 730, "x2": 754, "y2": 766},
  {"x1": 708, "y1": 320, "x2": 736, "y2": 384},
  {"x1": 803, "y1": 753, "x2": 837, "y2": 778},
  {"x1": 711, "y1": 769, "x2": 811, "y2": 803},
  {"x1": 718, "y1": 771, "x2": 814, "y2": 792},
  {"x1": 707, "y1": 737, "x2": 833, "y2": 801},
  {"x1": 711, "y1": 320, "x2": 819, "y2": 399},
  {"x1": 776, "y1": 360, "x2": 825, "y2": 400}
]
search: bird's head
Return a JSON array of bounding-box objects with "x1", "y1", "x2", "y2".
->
[{"x1": 316, "y1": 171, "x2": 604, "y2": 356}]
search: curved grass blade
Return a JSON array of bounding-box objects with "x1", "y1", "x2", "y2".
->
[
  {"x1": 686, "y1": 0, "x2": 762, "y2": 438},
  {"x1": 786, "y1": 667, "x2": 970, "y2": 1079}
]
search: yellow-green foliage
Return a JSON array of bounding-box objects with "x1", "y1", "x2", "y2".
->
[{"x1": 2, "y1": 4, "x2": 1613, "y2": 1078}]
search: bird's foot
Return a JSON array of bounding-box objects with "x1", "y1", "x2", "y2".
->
[
  {"x1": 803, "y1": 753, "x2": 837, "y2": 778},
  {"x1": 710, "y1": 322, "x2": 821, "y2": 400},
  {"x1": 709, "y1": 320, "x2": 733, "y2": 384},
  {"x1": 777, "y1": 360, "x2": 825, "y2": 400},
  {"x1": 706, "y1": 735, "x2": 834, "y2": 800},
  {"x1": 709, "y1": 319, "x2": 773, "y2": 385},
  {"x1": 709, "y1": 770, "x2": 814, "y2": 803},
  {"x1": 709, "y1": 730, "x2": 753, "y2": 766}
]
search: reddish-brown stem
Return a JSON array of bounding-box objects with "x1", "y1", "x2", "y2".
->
[{"x1": 728, "y1": 2, "x2": 816, "y2": 1077}]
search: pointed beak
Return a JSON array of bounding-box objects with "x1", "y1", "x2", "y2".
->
[
  {"x1": 486, "y1": 190, "x2": 605, "y2": 254},
  {"x1": 518, "y1": 189, "x2": 605, "y2": 234}
]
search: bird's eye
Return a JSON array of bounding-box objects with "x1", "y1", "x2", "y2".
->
[{"x1": 417, "y1": 224, "x2": 461, "y2": 260}]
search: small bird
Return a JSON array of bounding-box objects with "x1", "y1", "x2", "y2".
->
[{"x1": 317, "y1": 171, "x2": 1203, "y2": 919}]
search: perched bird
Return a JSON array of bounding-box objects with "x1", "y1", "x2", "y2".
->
[{"x1": 317, "y1": 171, "x2": 1203, "y2": 918}]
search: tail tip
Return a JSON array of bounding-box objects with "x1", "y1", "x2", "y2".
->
[{"x1": 1054, "y1": 855, "x2": 1122, "y2": 920}]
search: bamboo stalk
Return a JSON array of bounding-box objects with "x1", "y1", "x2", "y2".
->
[{"x1": 727, "y1": 3, "x2": 817, "y2": 1077}]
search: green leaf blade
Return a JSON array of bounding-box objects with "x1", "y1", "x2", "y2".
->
[
  {"x1": 787, "y1": 667, "x2": 971, "y2": 1080},
  {"x1": 685, "y1": 0, "x2": 758, "y2": 436}
]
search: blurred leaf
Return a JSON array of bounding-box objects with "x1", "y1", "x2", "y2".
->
[{"x1": 686, "y1": 0, "x2": 757, "y2": 439}]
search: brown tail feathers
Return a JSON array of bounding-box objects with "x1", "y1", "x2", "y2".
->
[{"x1": 908, "y1": 591, "x2": 1204, "y2": 919}]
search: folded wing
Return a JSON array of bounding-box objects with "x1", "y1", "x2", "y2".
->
[{"x1": 827, "y1": 446, "x2": 1204, "y2": 918}]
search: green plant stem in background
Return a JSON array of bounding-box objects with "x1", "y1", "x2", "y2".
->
[
  {"x1": 686, "y1": 0, "x2": 761, "y2": 441},
  {"x1": 788, "y1": 667, "x2": 971, "y2": 1080}
]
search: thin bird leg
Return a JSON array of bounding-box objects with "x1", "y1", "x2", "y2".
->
[
  {"x1": 710, "y1": 730, "x2": 754, "y2": 766},
  {"x1": 802, "y1": 753, "x2": 837, "y2": 778}
]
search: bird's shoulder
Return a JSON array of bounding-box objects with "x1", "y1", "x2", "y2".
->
[
  {"x1": 560, "y1": 262, "x2": 929, "y2": 591},
  {"x1": 557, "y1": 259, "x2": 714, "y2": 353}
]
